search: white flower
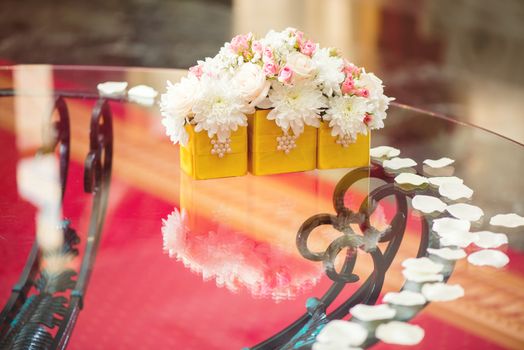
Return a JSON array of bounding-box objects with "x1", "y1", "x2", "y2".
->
[
  {"x1": 160, "y1": 77, "x2": 200, "y2": 145},
  {"x1": 312, "y1": 48, "x2": 345, "y2": 95},
  {"x1": 285, "y1": 52, "x2": 317, "y2": 80},
  {"x1": 324, "y1": 95, "x2": 368, "y2": 139},
  {"x1": 260, "y1": 29, "x2": 295, "y2": 57},
  {"x1": 357, "y1": 71, "x2": 384, "y2": 99},
  {"x1": 356, "y1": 72, "x2": 393, "y2": 130},
  {"x1": 232, "y1": 62, "x2": 270, "y2": 112},
  {"x1": 192, "y1": 77, "x2": 248, "y2": 142},
  {"x1": 267, "y1": 80, "x2": 327, "y2": 135}
]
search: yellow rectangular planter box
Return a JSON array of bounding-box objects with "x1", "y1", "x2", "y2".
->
[
  {"x1": 180, "y1": 124, "x2": 247, "y2": 180},
  {"x1": 248, "y1": 109, "x2": 317, "y2": 175},
  {"x1": 317, "y1": 121, "x2": 370, "y2": 169}
]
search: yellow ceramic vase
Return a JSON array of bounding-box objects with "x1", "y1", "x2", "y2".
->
[
  {"x1": 317, "y1": 121, "x2": 370, "y2": 169},
  {"x1": 180, "y1": 124, "x2": 247, "y2": 180},
  {"x1": 248, "y1": 109, "x2": 317, "y2": 175}
]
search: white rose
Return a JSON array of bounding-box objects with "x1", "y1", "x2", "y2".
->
[
  {"x1": 286, "y1": 52, "x2": 316, "y2": 79},
  {"x1": 160, "y1": 76, "x2": 200, "y2": 118},
  {"x1": 232, "y1": 62, "x2": 270, "y2": 111}
]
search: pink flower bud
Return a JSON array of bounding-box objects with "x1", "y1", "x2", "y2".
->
[
  {"x1": 263, "y1": 61, "x2": 279, "y2": 76},
  {"x1": 251, "y1": 40, "x2": 263, "y2": 55},
  {"x1": 189, "y1": 64, "x2": 203, "y2": 79},
  {"x1": 356, "y1": 88, "x2": 369, "y2": 98},
  {"x1": 263, "y1": 47, "x2": 274, "y2": 60},
  {"x1": 278, "y1": 65, "x2": 293, "y2": 84},
  {"x1": 294, "y1": 30, "x2": 305, "y2": 46},
  {"x1": 342, "y1": 60, "x2": 360, "y2": 75},
  {"x1": 300, "y1": 40, "x2": 317, "y2": 57},
  {"x1": 341, "y1": 76, "x2": 354, "y2": 94},
  {"x1": 364, "y1": 114, "x2": 372, "y2": 125},
  {"x1": 230, "y1": 33, "x2": 251, "y2": 54}
]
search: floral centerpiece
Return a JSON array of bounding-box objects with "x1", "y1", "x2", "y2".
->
[{"x1": 160, "y1": 28, "x2": 393, "y2": 179}]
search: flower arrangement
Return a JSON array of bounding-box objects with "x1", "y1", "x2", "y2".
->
[{"x1": 160, "y1": 28, "x2": 394, "y2": 178}]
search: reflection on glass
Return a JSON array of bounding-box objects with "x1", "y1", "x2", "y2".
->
[{"x1": 162, "y1": 207, "x2": 322, "y2": 301}]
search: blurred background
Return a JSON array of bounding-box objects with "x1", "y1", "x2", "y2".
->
[{"x1": 1, "y1": 0, "x2": 523, "y2": 142}]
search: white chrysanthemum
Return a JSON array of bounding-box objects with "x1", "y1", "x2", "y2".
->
[
  {"x1": 267, "y1": 80, "x2": 327, "y2": 135},
  {"x1": 192, "y1": 77, "x2": 248, "y2": 142},
  {"x1": 324, "y1": 95, "x2": 368, "y2": 139},
  {"x1": 313, "y1": 48, "x2": 345, "y2": 96},
  {"x1": 356, "y1": 71, "x2": 394, "y2": 130},
  {"x1": 160, "y1": 76, "x2": 200, "y2": 146}
]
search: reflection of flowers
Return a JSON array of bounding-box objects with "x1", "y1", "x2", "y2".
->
[{"x1": 161, "y1": 208, "x2": 322, "y2": 301}]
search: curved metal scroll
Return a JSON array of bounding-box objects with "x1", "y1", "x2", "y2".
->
[{"x1": 250, "y1": 164, "x2": 432, "y2": 350}]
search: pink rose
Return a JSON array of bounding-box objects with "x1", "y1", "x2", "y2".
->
[
  {"x1": 364, "y1": 114, "x2": 372, "y2": 125},
  {"x1": 300, "y1": 40, "x2": 317, "y2": 57},
  {"x1": 341, "y1": 76, "x2": 354, "y2": 94},
  {"x1": 263, "y1": 61, "x2": 279, "y2": 76},
  {"x1": 278, "y1": 66, "x2": 293, "y2": 84}
]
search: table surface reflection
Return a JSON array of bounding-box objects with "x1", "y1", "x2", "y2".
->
[{"x1": 0, "y1": 65, "x2": 523, "y2": 350}]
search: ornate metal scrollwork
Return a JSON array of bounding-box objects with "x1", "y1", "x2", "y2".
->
[{"x1": 250, "y1": 164, "x2": 434, "y2": 350}]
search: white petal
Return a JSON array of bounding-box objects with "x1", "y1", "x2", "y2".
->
[
  {"x1": 421, "y1": 283, "x2": 464, "y2": 301},
  {"x1": 427, "y1": 247, "x2": 467, "y2": 260},
  {"x1": 402, "y1": 269, "x2": 443, "y2": 282},
  {"x1": 316, "y1": 320, "x2": 368, "y2": 347},
  {"x1": 97, "y1": 81, "x2": 128, "y2": 96},
  {"x1": 423, "y1": 157, "x2": 455, "y2": 168},
  {"x1": 383, "y1": 290, "x2": 426, "y2": 306},
  {"x1": 439, "y1": 182, "x2": 473, "y2": 201},
  {"x1": 489, "y1": 213, "x2": 524, "y2": 228},
  {"x1": 375, "y1": 321, "x2": 425, "y2": 345},
  {"x1": 370, "y1": 146, "x2": 400, "y2": 159},
  {"x1": 383, "y1": 157, "x2": 417, "y2": 170},
  {"x1": 445, "y1": 203, "x2": 484, "y2": 221},
  {"x1": 467, "y1": 249, "x2": 510, "y2": 268},
  {"x1": 439, "y1": 231, "x2": 478, "y2": 248},
  {"x1": 432, "y1": 218, "x2": 471, "y2": 235},
  {"x1": 313, "y1": 343, "x2": 362, "y2": 350},
  {"x1": 402, "y1": 257, "x2": 443, "y2": 274},
  {"x1": 428, "y1": 176, "x2": 463, "y2": 187},
  {"x1": 412, "y1": 195, "x2": 447, "y2": 214},
  {"x1": 394, "y1": 173, "x2": 428, "y2": 187},
  {"x1": 473, "y1": 231, "x2": 508, "y2": 249},
  {"x1": 350, "y1": 304, "x2": 396, "y2": 322},
  {"x1": 128, "y1": 84, "x2": 159, "y2": 99}
]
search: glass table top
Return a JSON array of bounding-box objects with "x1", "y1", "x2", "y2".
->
[{"x1": 0, "y1": 65, "x2": 523, "y2": 350}]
